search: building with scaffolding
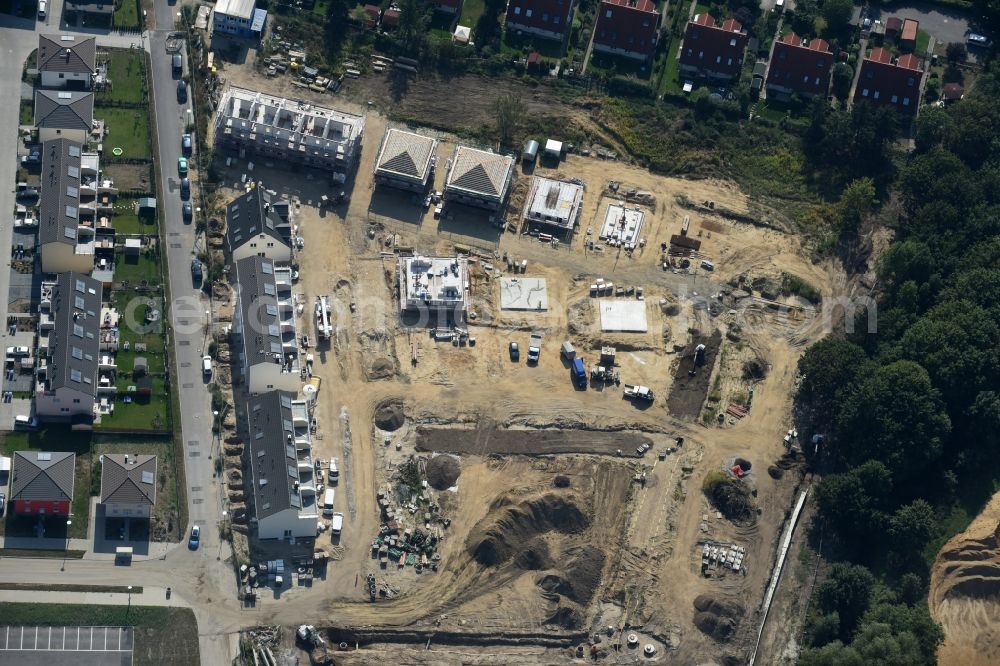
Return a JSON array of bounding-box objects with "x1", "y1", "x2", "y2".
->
[
  {"x1": 214, "y1": 86, "x2": 365, "y2": 178},
  {"x1": 398, "y1": 256, "x2": 469, "y2": 315},
  {"x1": 521, "y1": 176, "x2": 583, "y2": 232}
]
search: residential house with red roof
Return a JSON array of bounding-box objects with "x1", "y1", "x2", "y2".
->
[
  {"x1": 854, "y1": 47, "x2": 922, "y2": 116},
  {"x1": 679, "y1": 14, "x2": 748, "y2": 82},
  {"x1": 765, "y1": 33, "x2": 833, "y2": 100},
  {"x1": 505, "y1": 0, "x2": 575, "y2": 47},
  {"x1": 592, "y1": 0, "x2": 661, "y2": 63},
  {"x1": 10, "y1": 451, "x2": 75, "y2": 517}
]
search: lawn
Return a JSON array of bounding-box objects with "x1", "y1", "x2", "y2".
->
[
  {"x1": 115, "y1": 250, "x2": 161, "y2": 285},
  {"x1": 501, "y1": 30, "x2": 568, "y2": 59},
  {"x1": 658, "y1": 41, "x2": 683, "y2": 95},
  {"x1": 99, "y1": 49, "x2": 147, "y2": 106},
  {"x1": 459, "y1": 0, "x2": 484, "y2": 28},
  {"x1": 112, "y1": 196, "x2": 155, "y2": 235},
  {"x1": 97, "y1": 382, "x2": 171, "y2": 432},
  {"x1": 915, "y1": 29, "x2": 931, "y2": 55},
  {"x1": 113, "y1": 0, "x2": 141, "y2": 30},
  {"x1": 19, "y1": 98, "x2": 32, "y2": 125},
  {"x1": 0, "y1": 604, "x2": 200, "y2": 666},
  {"x1": 588, "y1": 52, "x2": 654, "y2": 80},
  {"x1": 100, "y1": 107, "x2": 151, "y2": 160}
]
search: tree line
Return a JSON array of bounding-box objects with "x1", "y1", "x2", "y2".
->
[{"x1": 794, "y1": 63, "x2": 1000, "y2": 664}]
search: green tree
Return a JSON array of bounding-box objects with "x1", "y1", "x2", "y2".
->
[
  {"x1": 888, "y1": 499, "x2": 938, "y2": 557},
  {"x1": 832, "y1": 63, "x2": 853, "y2": 99},
  {"x1": 822, "y1": 0, "x2": 854, "y2": 31},
  {"x1": 817, "y1": 563, "x2": 876, "y2": 640},
  {"x1": 797, "y1": 338, "x2": 872, "y2": 431},
  {"x1": 397, "y1": 0, "x2": 428, "y2": 51},
  {"x1": 836, "y1": 361, "x2": 951, "y2": 482},
  {"x1": 815, "y1": 461, "x2": 893, "y2": 550},
  {"x1": 799, "y1": 642, "x2": 865, "y2": 666},
  {"x1": 945, "y1": 42, "x2": 967, "y2": 63},
  {"x1": 838, "y1": 177, "x2": 877, "y2": 232},
  {"x1": 493, "y1": 92, "x2": 524, "y2": 147}
]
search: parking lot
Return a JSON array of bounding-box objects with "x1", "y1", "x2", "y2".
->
[{"x1": 0, "y1": 626, "x2": 133, "y2": 666}]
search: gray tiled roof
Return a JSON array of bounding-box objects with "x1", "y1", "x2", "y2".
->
[
  {"x1": 40, "y1": 139, "x2": 84, "y2": 248},
  {"x1": 234, "y1": 256, "x2": 284, "y2": 368},
  {"x1": 64, "y1": 0, "x2": 114, "y2": 14},
  {"x1": 246, "y1": 390, "x2": 298, "y2": 519},
  {"x1": 11, "y1": 451, "x2": 76, "y2": 501},
  {"x1": 225, "y1": 186, "x2": 291, "y2": 255},
  {"x1": 38, "y1": 34, "x2": 97, "y2": 74},
  {"x1": 35, "y1": 89, "x2": 94, "y2": 131},
  {"x1": 375, "y1": 129, "x2": 436, "y2": 181},
  {"x1": 48, "y1": 272, "x2": 102, "y2": 396},
  {"x1": 100, "y1": 454, "x2": 157, "y2": 506},
  {"x1": 445, "y1": 146, "x2": 514, "y2": 200}
]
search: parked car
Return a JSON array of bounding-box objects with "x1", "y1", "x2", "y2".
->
[
  {"x1": 177, "y1": 157, "x2": 188, "y2": 176},
  {"x1": 172, "y1": 54, "x2": 182, "y2": 75},
  {"x1": 182, "y1": 201, "x2": 193, "y2": 223},
  {"x1": 509, "y1": 341, "x2": 519, "y2": 362},
  {"x1": 188, "y1": 524, "x2": 200, "y2": 549},
  {"x1": 180, "y1": 177, "x2": 190, "y2": 200},
  {"x1": 967, "y1": 32, "x2": 992, "y2": 47},
  {"x1": 177, "y1": 80, "x2": 187, "y2": 103},
  {"x1": 191, "y1": 258, "x2": 202, "y2": 283},
  {"x1": 14, "y1": 415, "x2": 38, "y2": 431},
  {"x1": 6, "y1": 346, "x2": 30, "y2": 357},
  {"x1": 202, "y1": 355, "x2": 212, "y2": 376},
  {"x1": 181, "y1": 134, "x2": 192, "y2": 154},
  {"x1": 0, "y1": 491, "x2": 5, "y2": 514}
]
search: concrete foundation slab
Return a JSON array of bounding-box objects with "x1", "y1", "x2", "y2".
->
[
  {"x1": 500, "y1": 278, "x2": 549, "y2": 311},
  {"x1": 599, "y1": 300, "x2": 648, "y2": 332}
]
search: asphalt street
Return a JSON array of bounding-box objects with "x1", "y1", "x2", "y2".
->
[{"x1": 0, "y1": 5, "x2": 234, "y2": 664}]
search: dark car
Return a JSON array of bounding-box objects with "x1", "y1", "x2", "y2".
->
[
  {"x1": 188, "y1": 524, "x2": 200, "y2": 549},
  {"x1": 181, "y1": 133, "x2": 192, "y2": 155},
  {"x1": 182, "y1": 201, "x2": 193, "y2": 223},
  {"x1": 180, "y1": 177, "x2": 190, "y2": 200},
  {"x1": 177, "y1": 80, "x2": 187, "y2": 103},
  {"x1": 172, "y1": 54, "x2": 182, "y2": 75},
  {"x1": 509, "y1": 341, "x2": 520, "y2": 362},
  {"x1": 191, "y1": 259, "x2": 202, "y2": 283}
]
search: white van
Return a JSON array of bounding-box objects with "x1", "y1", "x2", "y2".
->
[
  {"x1": 331, "y1": 512, "x2": 344, "y2": 535},
  {"x1": 328, "y1": 458, "x2": 339, "y2": 484},
  {"x1": 37, "y1": 0, "x2": 46, "y2": 18},
  {"x1": 202, "y1": 355, "x2": 212, "y2": 376},
  {"x1": 322, "y1": 488, "x2": 335, "y2": 517}
]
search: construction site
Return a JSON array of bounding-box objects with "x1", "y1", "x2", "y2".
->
[{"x1": 197, "y1": 57, "x2": 854, "y2": 665}]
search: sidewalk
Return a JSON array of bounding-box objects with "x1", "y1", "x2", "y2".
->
[
  {"x1": 0, "y1": 587, "x2": 187, "y2": 608},
  {"x1": 0, "y1": 536, "x2": 174, "y2": 561}
]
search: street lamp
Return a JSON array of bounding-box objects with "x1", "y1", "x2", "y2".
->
[
  {"x1": 60, "y1": 519, "x2": 72, "y2": 571},
  {"x1": 127, "y1": 585, "x2": 133, "y2": 619},
  {"x1": 217, "y1": 510, "x2": 227, "y2": 561}
]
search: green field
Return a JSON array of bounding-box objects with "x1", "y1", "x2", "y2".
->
[
  {"x1": 113, "y1": 0, "x2": 141, "y2": 30},
  {"x1": 100, "y1": 49, "x2": 147, "y2": 105},
  {"x1": 0, "y1": 604, "x2": 200, "y2": 666},
  {"x1": 111, "y1": 196, "x2": 155, "y2": 235},
  {"x1": 100, "y1": 108, "x2": 151, "y2": 160},
  {"x1": 115, "y1": 249, "x2": 161, "y2": 285},
  {"x1": 459, "y1": 0, "x2": 484, "y2": 29}
]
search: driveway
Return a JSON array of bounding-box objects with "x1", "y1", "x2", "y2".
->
[{"x1": 870, "y1": 1, "x2": 972, "y2": 45}]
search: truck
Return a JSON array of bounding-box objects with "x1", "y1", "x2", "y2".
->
[
  {"x1": 560, "y1": 341, "x2": 576, "y2": 360},
  {"x1": 322, "y1": 488, "x2": 335, "y2": 517},
  {"x1": 623, "y1": 384, "x2": 655, "y2": 402},
  {"x1": 527, "y1": 333, "x2": 542, "y2": 364},
  {"x1": 571, "y1": 358, "x2": 587, "y2": 388}
]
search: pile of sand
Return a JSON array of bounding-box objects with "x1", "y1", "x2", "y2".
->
[
  {"x1": 373, "y1": 398, "x2": 405, "y2": 431},
  {"x1": 693, "y1": 594, "x2": 744, "y2": 642},
  {"x1": 426, "y1": 455, "x2": 461, "y2": 490},
  {"x1": 468, "y1": 494, "x2": 590, "y2": 567}
]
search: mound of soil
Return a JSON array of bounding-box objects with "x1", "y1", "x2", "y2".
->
[
  {"x1": 703, "y1": 473, "x2": 756, "y2": 526},
  {"x1": 426, "y1": 455, "x2": 461, "y2": 490},
  {"x1": 734, "y1": 458, "x2": 752, "y2": 471},
  {"x1": 768, "y1": 465, "x2": 784, "y2": 479},
  {"x1": 514, "y1": 537, "x2": 552, "y2": 570},
  {"x1": 468, "y1": 494, "x2": 590, "y2": 567},
  {"x1": 693, "y1": 594, "x2": 744, "y2": 642},
  {"x1": 545, "y1": 605, "x2": 583, "y2": 629},
  {"x1": 374, "y1": 398, "x2": 405, "y2": 431},
  {"x1": 553, "y1": 475, "x2": 571, "y2": 488},
  {"x1": 535, "y1": 545, "x2": 606, "y2": 605},
  {"x1": 369, "y1": 358, "x2": 395, "y2": 380},
  {"x1": 742, "y1": 358, "x2": 768, "y2": 381}
]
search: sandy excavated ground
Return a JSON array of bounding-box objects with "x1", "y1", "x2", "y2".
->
[
  {"x1": 208, "y1": 60, "x2": 852, "y2": 664},
  {"x1": 930, "y1": 490, "x2": 1000, "y2": 666}
]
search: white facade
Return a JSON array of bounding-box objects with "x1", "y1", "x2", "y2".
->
[
  {"x1": 398, "y1": 256, "x2": 469, "y2": 313},
  {"x1": 41, "y1": 70, "x2": 92, "y2": 89},
  {"x1": 231, "y1": 232, "x2": 292, "y2": 263}
]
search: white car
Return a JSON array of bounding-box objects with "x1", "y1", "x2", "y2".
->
[
  {"x1": 6, "y1": 346, "x2": 29, "y2": 357},
  {"x1": 202, "y1": 355, "x2": 212, "y2": 376}
]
